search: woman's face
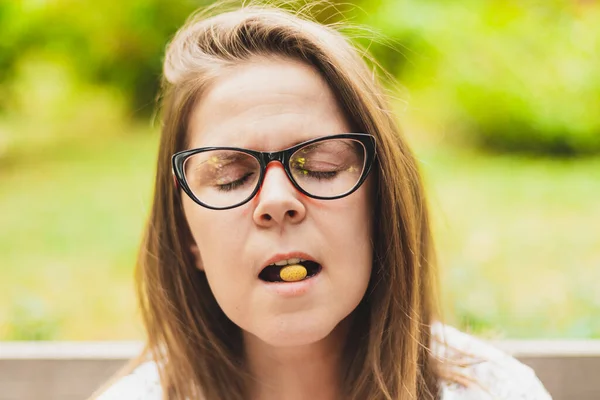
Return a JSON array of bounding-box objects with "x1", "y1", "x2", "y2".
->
[{"x1": 183, "y1": 57, "x2": 373, "y2": 347}]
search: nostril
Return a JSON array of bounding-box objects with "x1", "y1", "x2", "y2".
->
[{"x1": 260, "y1": 210, "x2": 297, "y2": 223}]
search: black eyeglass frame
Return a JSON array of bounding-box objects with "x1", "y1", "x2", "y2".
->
[{"x1": 172, "y1": 133, "x2": 377, "y2": 210}]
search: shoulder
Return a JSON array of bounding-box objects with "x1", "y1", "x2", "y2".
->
[
  {"x1": 95, "y1": 361, "x2": 163, "y2": 400},
  {"x1": 94, "y1": 326, "x2": 552, "y2": 400},
  {"x1": 431, "y1": 323, "x2": 552, "y2": 400}
]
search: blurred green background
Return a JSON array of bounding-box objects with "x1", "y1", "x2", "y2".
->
[{"x1": 1, "y1": 0, "x2": 599, "y2": 341}]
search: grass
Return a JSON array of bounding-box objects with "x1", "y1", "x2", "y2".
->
[
  {"x1": 0, "y1": 125, "x2": 158, "y2": 340},
  {"x1": 1, "y1": 123, "x2": 599, "y2": 340},
  {"x1": 421, "y1": 147, "x2": 600, "y2": 339}
]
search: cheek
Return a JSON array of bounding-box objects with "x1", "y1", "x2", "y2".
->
[
  {"x1": 182, "y1": 198, "x2": 248, "y2": 266},
  {"x1": 182, "y1": 198, "x2": 252, "y2": 318},
  {"x1": 319, "y1": 186, "x2": 373, "y2": 275},
  {"x1": 336, "y1": 185, "x2": 372, "y2": 241}
]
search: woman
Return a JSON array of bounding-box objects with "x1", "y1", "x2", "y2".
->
[{"x1": 96, "y1": 2, "x2": 551, "y2": 399}]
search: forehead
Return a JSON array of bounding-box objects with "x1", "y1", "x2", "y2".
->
[{"x1": 186, "y1": 56, "x2": 351, "y2": 151}]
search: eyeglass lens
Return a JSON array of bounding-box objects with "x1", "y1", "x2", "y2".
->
[{"x1": 183, "y1": 138, "x2": 366, "y2": 208}]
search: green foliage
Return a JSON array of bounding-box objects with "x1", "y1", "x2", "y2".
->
[
  {"x1": 0, "y1": 0, "x2": 208, "y2": 116},
  {"x1": 363, "y1": 0, "x2": 600, "y2": 155},
  {"x1": 2, "y1": 129, "x2": 599, "y2": 340},
  {"x1": 4, "y1": 296, "x2": 61, "y2": 341},
  {"x1": 2, "y1": 0, "x2": 598, "y2": 155},
  {"x1": 1, "y1": 0, "x2": 599, "y2": 340},
  {"x1": 0, "y1": 124, "x2": 157, "y2": 340}
]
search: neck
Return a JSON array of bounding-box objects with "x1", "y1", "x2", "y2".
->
[{"x1": 243, "y1": 318, "x2": 352, "y2": 400}]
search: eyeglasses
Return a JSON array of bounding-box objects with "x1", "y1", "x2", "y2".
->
[{"x1": 172, "y1": 133, "x2": 377, "y2": 210}]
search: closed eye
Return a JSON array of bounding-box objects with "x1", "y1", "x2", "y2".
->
[
  {"x1": 216, "y1": 172, "x2": 255, "y2": 191},
  {"x1": 303, "y1": 170, "x2": 338, "y2": 180}
]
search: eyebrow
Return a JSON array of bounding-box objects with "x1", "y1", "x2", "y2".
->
[
  {"x1": 284, "y1": 138, "x2": 311, "y2": 150},
  {"x1": 209, "y1": 151, "x2": 251, "y2": 163},
  {"x1": 211, "y1": 137, "x2": 318, "y2": 152},
  {"x1": 281, "y1": 135, "x2": 336, "y2": 150},
  {"x1": 195, "y1": 132, "x2": 336, "y2": 152}
]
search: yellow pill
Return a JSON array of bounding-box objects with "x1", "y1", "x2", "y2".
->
[{"x1": 280, "y1": 264, "x2": 307, "y2": 282}]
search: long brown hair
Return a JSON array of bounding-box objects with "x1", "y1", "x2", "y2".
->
[{"x1": 137, "y1": 1, "x2": 448, "y2": 398}]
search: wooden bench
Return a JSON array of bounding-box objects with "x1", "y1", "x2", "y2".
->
[{"x1": 1, "y1": 340, "x2": 599, "y2": 399}]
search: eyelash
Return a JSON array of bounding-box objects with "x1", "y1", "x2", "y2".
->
[
  {"x1": 215, "y1": 165, "x2": 339, "y2": 192},
  {"x1": 217, "y1": 173, "x2": 254, "y2": 192},
  {"x1": 302, "y1": 170, "x2": 338, "y2": 180}
]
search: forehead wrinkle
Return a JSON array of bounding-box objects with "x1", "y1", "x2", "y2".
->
[
  {"x1": 207, "y1": 57, "x2": 327, "y2": 102},
  {"x1": 191, "y1": 112, "x2": 335, "y2": 151},
  {"x1": 186, "y1": 58, "x2": 350, "y2": 151},
  {"x1": 189, "y1": 102, "x2": 343, "y2": 151}
]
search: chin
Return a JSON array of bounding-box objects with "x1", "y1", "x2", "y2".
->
[{"x1": 254, "y1": 316, "x2": 339, "y2": 348}]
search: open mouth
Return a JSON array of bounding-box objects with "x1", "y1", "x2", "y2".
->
[{"x1": 259, "y1": 260, "x2": 322, "y2": 283}]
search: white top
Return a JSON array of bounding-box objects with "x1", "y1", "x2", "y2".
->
[{"x1": 97, "y1": 324, "x2": 552, "y2": 399}]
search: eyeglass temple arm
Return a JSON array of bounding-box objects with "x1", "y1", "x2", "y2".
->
[{"x1": 172, "y1": 169, "x2": 180, "y2": 189}]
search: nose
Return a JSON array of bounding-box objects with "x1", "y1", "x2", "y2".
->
[{"x1": 253, "y1": 162, "x2": 306, "y2": 228}]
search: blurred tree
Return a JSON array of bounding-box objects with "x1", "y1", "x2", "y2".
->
[
  {"x1": 1, "y1": 0, "x2": 598, "y2": 155},
  {"x1": 363, "y1": 0, "x2": 600, "y2": 155},
  {"x1": 0, "y1": 0, "x2": 373, "y2": 117},
  {"x1": 0, "y1": 0, "x2": 210, "y2": 116}
]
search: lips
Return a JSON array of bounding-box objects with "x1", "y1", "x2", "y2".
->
[
  {"x1": 258, "y1": 252, "x2": 322, "y2": 283},
  {"x1": 259, "y1": 260, "x2": 322, "y2": 282}
]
